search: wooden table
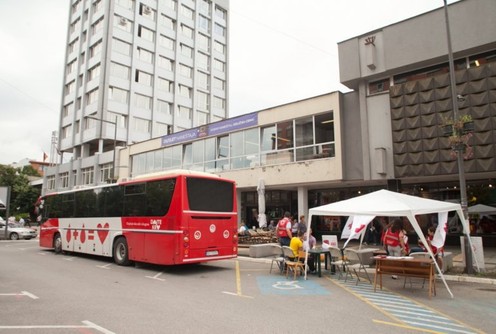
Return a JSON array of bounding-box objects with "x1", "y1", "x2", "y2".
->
[{"x1": 373, "y1": 256, "x2": 436, "y2": 298}]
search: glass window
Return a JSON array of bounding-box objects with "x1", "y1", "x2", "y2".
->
[
  {"x1": 158, "y1": 56, "x2": 173, "y2": 71},
  {"x1": 261, "y1": 125, "x2": 276, "y2": 151},
  {"x1": 135, "y1": 70, "x2": 152, "y2": 86},
  {"x1": 138, "y1": 25, "x2": 155, "y2": 42},
  {"x1": 314, "y1": 112, "x2": 334, "y2": 144},
  {"x1": 161, "y1": 14, "x2": 175, "y2": 29},
  {"x1": 178, "y1": 105, "x2": 192, "y2": 120},
  {"x1": 204, "y1": 137, "x2": 216, "y2": 162},
  {"x1": 108, "y1": 86, "x2": 129, "y2": 104},
  {"x1": 245, "y1": 128, "x2": 259, "y2": 155},
  {"x1": 179, "y1": 64, "x2": 192, "y2": 78},
  {"x1": 197, "y1": 52, "x2": 209, "y2": 71},
  {"x1": 110, "y1": 62, "x2": 130, "y2": 79},
  {"x1": 277, "y1": 121, "x2": 293, "y2": 149},
  {"x1": 198, "y1": 16, "x2": 210, "y2": 32},
  {"x1": 214, "y1": 23, "x2": 225, "y2": 37},
  {"x1": 213, "y1": 77, "x2": 224, "y2": 91},
  {"x1": 180, "y1": 5, "x2": 194, "y2": 19},
  {"x1": 295, "y1": 116, "x2": 313, "y2": 146},
  {"x1": 181, "y1": 24, "x2": 194, "y2": 38},
  {"x1": 157, "y1": 100, "x2": 171, "y2": 114},
  {"x1": 112, "y1": 38, "x2": 131, "y2": 56},
  {"x1": 197, "y1": 71, "x2": 208, "y2": 89},
  {"x1": 214, "y1": 41, "x2": 225, "y2": 55},
  {"x1": 180, "y1": 44, "x2": 193, "y2": 58},
  {"x1": 137, "y1": 47, "x2": 153, "y2": 63},
  {"x1": 135, "y1": 94, "x2": 152, "y2": 110},
  {"x1": 159, "y1": 35, "x2": 175, "y2": 49},
  {"x1": 157, "y1": 77, "x2": 173, "y2": 92},
  {"x1": 183, "y1": 143, "x2": 192, "y2": 168},
  {"x1": 196, "y1": 91, "x2": 209, "y2": 110}
]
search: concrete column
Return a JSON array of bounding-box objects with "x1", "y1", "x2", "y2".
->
[{"x1": 297, "y1": 186, "x2": 308, "y2": 219}]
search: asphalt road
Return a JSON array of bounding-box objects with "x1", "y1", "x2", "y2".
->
[{"x1": 1, "y1": 239, "x2": 495, "y2": 334}]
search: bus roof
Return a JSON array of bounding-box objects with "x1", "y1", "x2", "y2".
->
[{"x1": 42, "y1": 170, "x2": 226, "y2": 198}]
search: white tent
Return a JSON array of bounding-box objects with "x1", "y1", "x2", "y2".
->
[
  {"x1": 307, "y1": 189, "x2": 478, "y2": 298},
  {"x1": 468, "y1": 204, "x2": 496, "y2": 215}
]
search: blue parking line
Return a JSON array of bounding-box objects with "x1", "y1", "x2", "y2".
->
[
  {"x1": 257, "y1": 276, "x2": 331, "y2": 296},
  {"x1": 331, "y1": 278, "x2": 480, "y2": 334}
]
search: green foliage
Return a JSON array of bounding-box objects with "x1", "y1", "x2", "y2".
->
[{"x1": 0, "y1": 164, "x2": 41, "y2": 217}]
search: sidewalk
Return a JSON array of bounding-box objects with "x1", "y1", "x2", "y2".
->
[{"x1": 237, "y1": 244, "x2": 496, "y2": 285}]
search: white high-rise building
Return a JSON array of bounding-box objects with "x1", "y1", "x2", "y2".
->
[{"x1": 46, "y1": 0, "x2": 229, "y2": 191}]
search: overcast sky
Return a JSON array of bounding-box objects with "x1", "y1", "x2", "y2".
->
[{"x1": 0, "y1": 0, "x2": 455, "y2": 165}]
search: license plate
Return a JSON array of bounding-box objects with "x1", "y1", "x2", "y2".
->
[{"x1": 206, "y1": 250, "x2": 218, "y2": 256}]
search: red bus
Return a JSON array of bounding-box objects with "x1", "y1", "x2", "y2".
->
[{"x1": 37, "y1": 170, "x2": 238, "y2": 265}]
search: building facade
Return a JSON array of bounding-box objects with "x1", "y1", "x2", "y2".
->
[
  {"x1": 45, "y1": 0, "x2": 229, "y2": 191},
  {"x1": 44, "y1": 0, "x2": 496, "y2": 243}
]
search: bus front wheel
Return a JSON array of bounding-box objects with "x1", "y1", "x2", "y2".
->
[
  {"x1": 53, "y1": 233, "x2": 62, "y2": 254},
  {"x1": 113, "y1": 237, "x2": 131, "y2": 266}
]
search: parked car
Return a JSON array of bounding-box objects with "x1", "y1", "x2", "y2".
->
[{"x1": 0, "y1": 221, "x2": 38, "y2": 240}]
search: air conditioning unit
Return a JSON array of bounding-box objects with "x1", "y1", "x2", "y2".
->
[
  {"x1": 143, "y1": 6, "x2": 151, "y2": 15},
  {"x1": 119, "y1": 17, "x2": 128, "y2": 26}
]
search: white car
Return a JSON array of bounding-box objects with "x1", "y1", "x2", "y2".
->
[{"x1": 0, "y1": 222, "x2": 38, "y2": 240}]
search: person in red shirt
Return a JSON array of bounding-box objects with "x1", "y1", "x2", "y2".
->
[{"x1": 276, "y1": 211, "x2": 292, "y2": 246}]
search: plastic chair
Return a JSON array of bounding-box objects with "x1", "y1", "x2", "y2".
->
[
  {"x1": 328, "y1": 246, "x2": 346, "y2": 279},
  {"x1": 282, "y1": 246, "x2": 305, "y2": 279},
  {"x1": 269, "y1": 244, "x2": 285, "y2": 274},
  {"x1": 343, "y1": 248, "x2": 371, "y2": 285}
]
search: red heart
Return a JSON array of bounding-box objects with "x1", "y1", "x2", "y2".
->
[
  {"x1": 97, "y1": 223, "x2": 109, "y2": 244},
  {"x1": 66, "y1": 224, "x2": 72, "y2": 242},
  {"x1": 80, "y1": 224, "x2": 86, "y2": 244}
]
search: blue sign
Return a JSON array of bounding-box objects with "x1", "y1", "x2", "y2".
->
[{"x1": 161, "y1": 112, "x2": 258, "y2": 147}]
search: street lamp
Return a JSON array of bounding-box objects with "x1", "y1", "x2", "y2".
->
[
  {"x1": 442, "y1": 0, "x2": 473, "y2": 274},
  {"x1": 87, "y1": 116, "x2": 117, "y2": 181}
]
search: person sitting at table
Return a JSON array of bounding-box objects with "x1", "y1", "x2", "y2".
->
[
  {"x1": 289, "y1": 232, "x2": 304, "y2": 258},
  {"x1": 303, "y1": 229, "x2": 317, "y2": 273},
  {"x1": 419, "y1": 226, "x2": 444, "y2": 272}
]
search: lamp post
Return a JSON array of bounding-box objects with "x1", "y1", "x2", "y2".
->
[
  {"x1": 442, "y1": 0, "x2": 473, "y2": 274},
  {"x1": 87, "y1": 116, "x2": 118, "y2": 181}
]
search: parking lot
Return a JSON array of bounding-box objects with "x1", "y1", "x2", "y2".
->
[{"x1": 1, "y1": 239, "x2": 495, "y2": 333}]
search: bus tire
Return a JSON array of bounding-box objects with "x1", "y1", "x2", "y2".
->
[
  {"x1": 113, "y1": 237, "x2": 131, "y2": 266},
  {"x1": 53, "y1": 233, "x2": 62, "y2": 254}
]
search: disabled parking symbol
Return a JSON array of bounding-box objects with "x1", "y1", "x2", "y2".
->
[{"x1": 257, "y1": 276, "x2": 331, "y2": 296}]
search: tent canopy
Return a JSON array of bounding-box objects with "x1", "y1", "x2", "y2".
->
[
  {"x1": 468, "y1": 204, "x2": 496, "y2": 215},
  {"x1": 309, "y1": 189, "x2": 461, "y2": 217}
]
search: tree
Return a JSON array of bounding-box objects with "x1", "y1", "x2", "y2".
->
[{"x1": 0, "y1": 164, "x2": 41, "y2": 218}]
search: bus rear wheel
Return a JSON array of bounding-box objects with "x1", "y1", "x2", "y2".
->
[
  {"x1": 53, "y1": 233, "x2": 62, "y2": 254},
  {"x1": 113, "y1": 237, "x2": 131, "y2": 266}
]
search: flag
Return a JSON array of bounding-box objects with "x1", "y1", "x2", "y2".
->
[
  {"x1": 342, "y1": 215, "x2": 375, "y2": 248},
  {"x1": 43, "y1": 152, "x2": 48, "y2": 162},
  {"x1": 432, "y1": 212, "x2": 448, "y2": 249}
]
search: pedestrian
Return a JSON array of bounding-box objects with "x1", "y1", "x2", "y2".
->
[
  {"x1": 297, "y1": 215, "x2": 307, "y2": 234},
  {"x1": 383, "y1": 218, "x2": 407, "y2": 279},
  {"x1": 276, "y1": 211, "x2": 292, "y2": 247}
]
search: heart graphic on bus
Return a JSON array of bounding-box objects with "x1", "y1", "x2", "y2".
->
[
  {"x1": 66, "y1": 225, "x2": 72, "y2": 242},
  {"x1": 97, "y1": 223, "x2": 110, "y2": 244}
]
